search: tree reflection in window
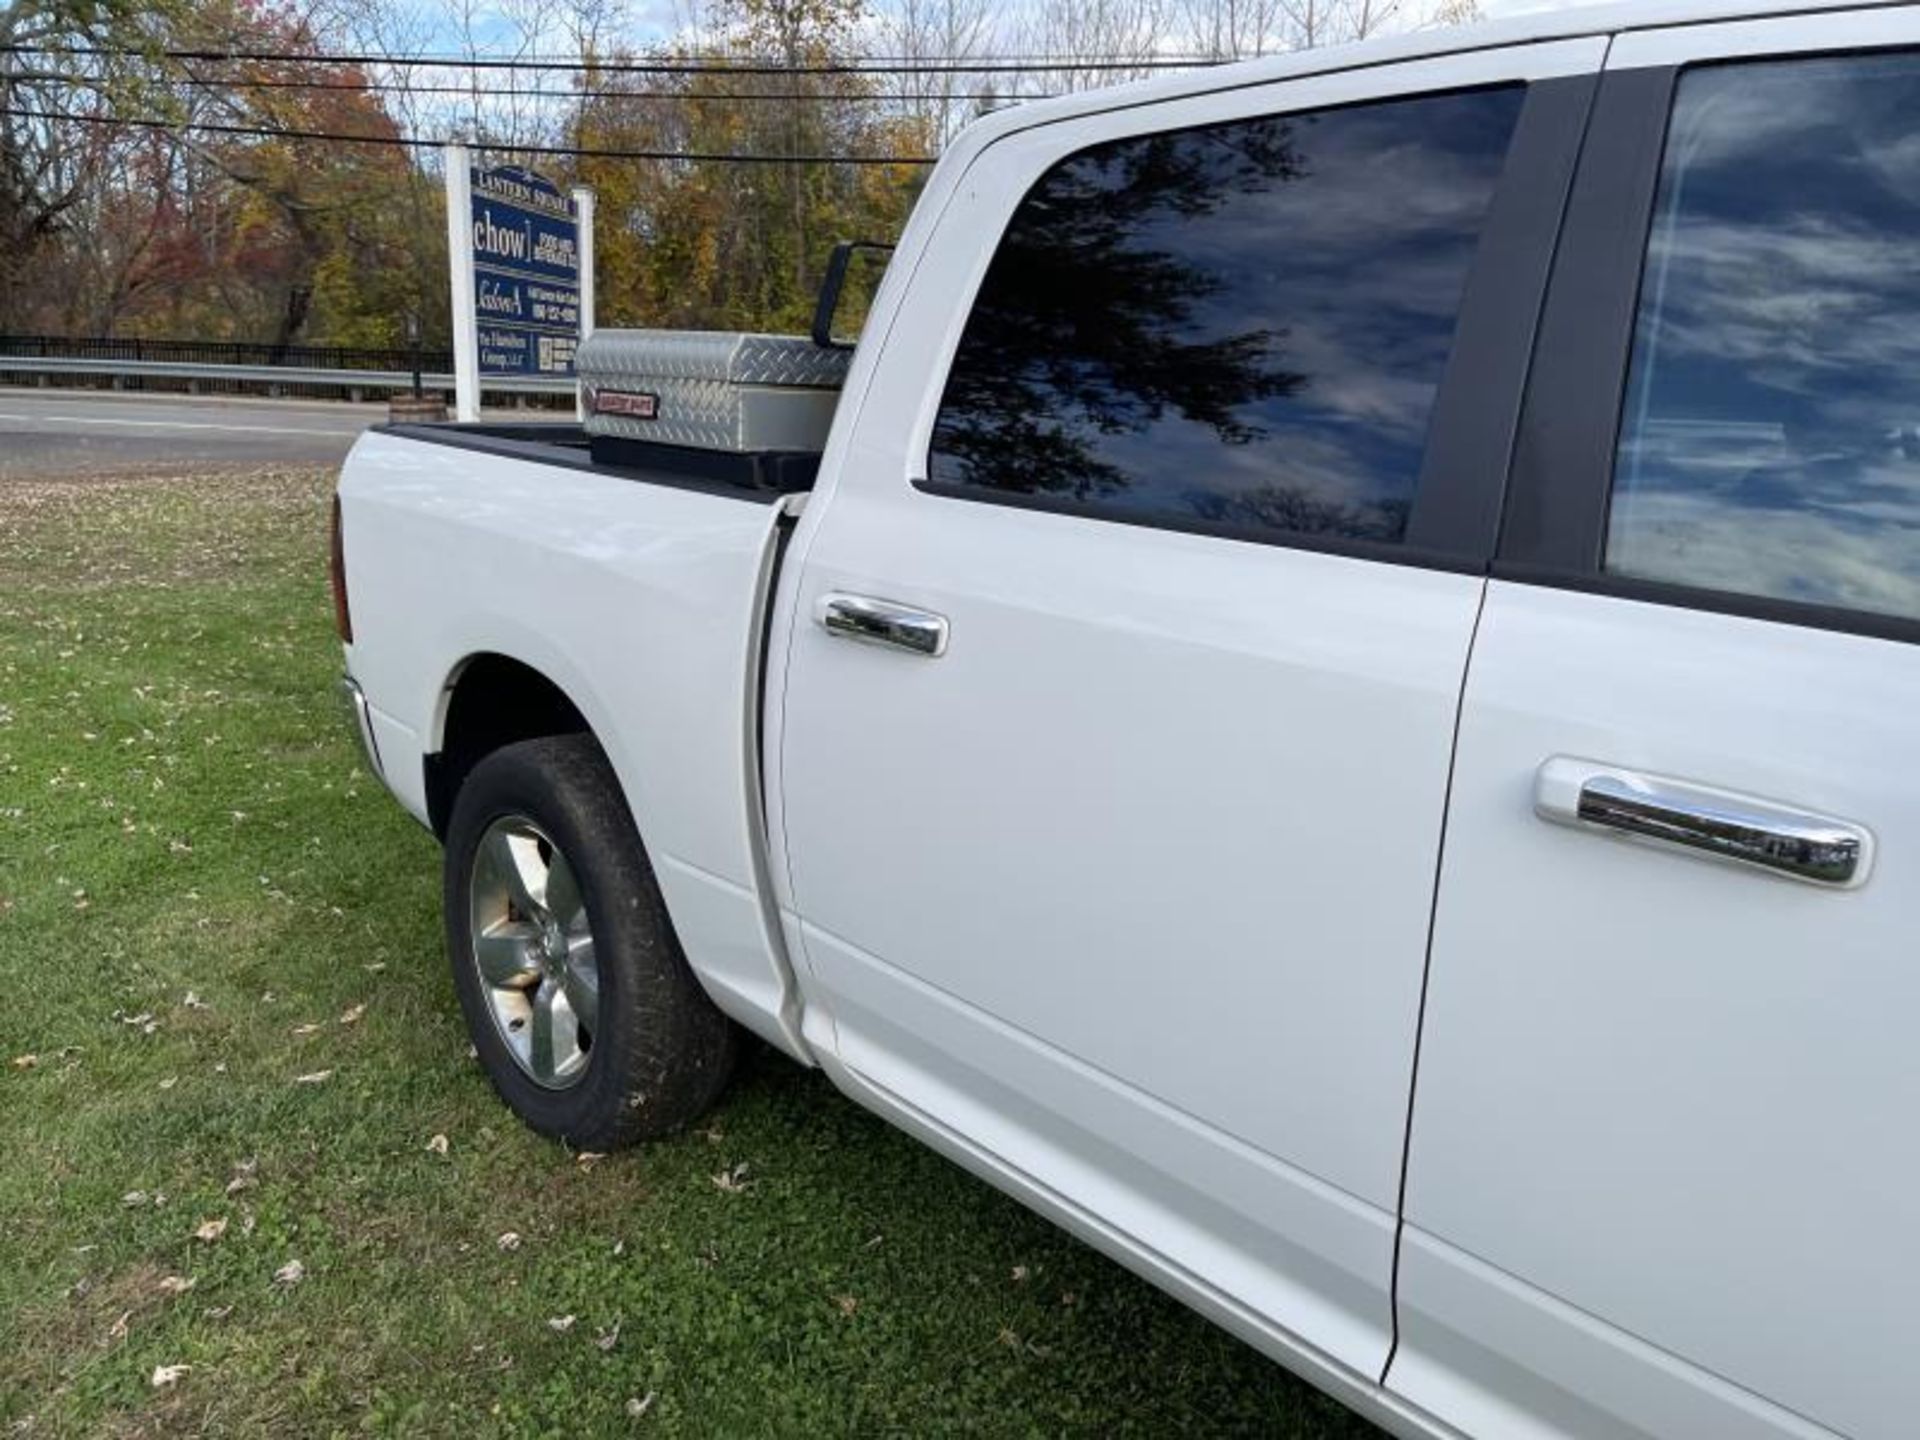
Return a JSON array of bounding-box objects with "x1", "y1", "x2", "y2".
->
[{"x1": 929, "y1": 86, "x2": 1524, "y2": 544}]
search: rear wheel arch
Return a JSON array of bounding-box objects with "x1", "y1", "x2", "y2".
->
[{"x1": 428, "y1": 653, "x2": 592, "y2": 839}]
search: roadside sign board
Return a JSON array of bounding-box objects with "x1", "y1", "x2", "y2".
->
[{"x1": 469, "y1": 164, "x2": 581, "y2": 377}]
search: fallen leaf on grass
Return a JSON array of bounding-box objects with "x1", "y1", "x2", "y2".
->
[
  {"x1": 11, "y1": 1053, "x2": 37, "y2": 1070},
  {"x1": 425, "y1": 1134, "x2": 449, "y2": 1157},
  {"x1": 496, "y1": 1232, "x2": 522, "y2": 1252},
  {"x1": 546, "y1": 1314, "x2": 576, "y2": 1333},
  {"x1": 182, "y1": 991, "x2": 208, "y2": 1010},
  {"x1": 108, "y1": 1309, "x2": 132, "y2": 1341},
  {"x1": 192, "y1": 1217, "x2": 227, "y2": 1243},
  {"x1": 832, "y1": 1294, "x2": 859, "y2": 1318},
  {"x1": 290, "y1": 1023, "x2": 321, "y2": 1038},
  {"x1": 150, "y1": 1364, "x2": 190, "y2": 1388},
  {"x1": 574, "y1": 1151, "x2": 607, "y2": 1171},
  {"x1": 1010, "y1": 1265, "x2": 1030, "y2": 1283},
  {"x1": 595, "y1": 1320, "x2": 621, "y2": 1351},
  {"x1": 224, "y1": 1174, "x2": 255, "y2": 1197},
  {"x1": 339, "y1": 1002, "x2": 366, "y2": 1026},
  {"x1": 626, "y1": 1393, "x2": 656, "y2": 1419},
  {"x1": 156, "y1": 1276, "x2": 196, "y2": 1297},
  {"x1": 273, "y1": 1260, "x2": 304, "y2": 1286},
  {"x1": 292, "y1": 1070, "x2": 333, "y2": 1085},
  {"x1": 121, "y1": 1191, "x2": 148, "y2": 1209},
  {"x1": 158, "y1": 1077, "x2": 177, "y2": 1091},
  {"x1": 202, "y1": 1304, "x2": 233, "y2": 1320},
  {"x1": 710, "y1": 1163, "x2": 753, "y2": 1194}
]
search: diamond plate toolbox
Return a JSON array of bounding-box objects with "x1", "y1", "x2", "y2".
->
[{"x1": 579, "y1": 329, "x2": 852, "y2": 453}]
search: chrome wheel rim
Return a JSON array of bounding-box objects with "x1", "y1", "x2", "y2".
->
[{"x1": 468, "y1": 815, "x2": 599, "y2": 1090}]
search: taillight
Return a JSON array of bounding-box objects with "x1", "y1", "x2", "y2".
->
[{"x1": 329, "y1": 493, "x2": 353, "y2": 643}]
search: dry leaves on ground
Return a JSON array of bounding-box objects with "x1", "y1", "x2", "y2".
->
[{"x1": 711, "y1": 1162, "x2": 753, "y2": 1194}]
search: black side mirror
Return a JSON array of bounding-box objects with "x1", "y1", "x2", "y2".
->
[{"x1": 812, "y1": 241, "x2": 896, "y2": 350}]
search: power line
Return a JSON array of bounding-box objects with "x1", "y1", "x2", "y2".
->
[
  {"x1": 9, "y1": 61, "x2": 1042, "y2": 102},
  {"x1": 163, "y1": 72, "x2": 1040, "y2": 104},
  {"x1": 5, "y1": 42, "x2": 1218, "y2": 78},
  {"x1": 3, "y1": 106, "x2": 940, "y2": 165}
]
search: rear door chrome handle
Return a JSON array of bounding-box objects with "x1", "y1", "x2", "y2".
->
[
  {"x1": 1534, "y1": 757, "x2": 1872, "y2": 888},
  {"x1": 816, "y1": 593, "x2": 949, "y2": 657}
]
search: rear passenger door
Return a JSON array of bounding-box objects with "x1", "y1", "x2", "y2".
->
[
  {"x1": 775, "y1": 43, "x2": 1602, "y2": 1382},
  {"x1": 1397, "y1": 14, "x2": 1920, "y2": 1439}
]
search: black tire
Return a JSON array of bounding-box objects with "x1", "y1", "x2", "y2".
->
[{"x1": 443, "y1": 734, "x2": 737, "y2": 1148}]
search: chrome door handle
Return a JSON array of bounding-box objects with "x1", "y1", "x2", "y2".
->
[
  {"x1": 816, "y1": 593, "x2": 949, "y2": 657},
  {"x1": 1534, "y1": 757, "x2": 1872, "y2": 888}
]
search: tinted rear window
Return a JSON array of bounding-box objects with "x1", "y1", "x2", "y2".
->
[{"x1": 928, "y1": 86, "x2": 1525, "y2": 545}]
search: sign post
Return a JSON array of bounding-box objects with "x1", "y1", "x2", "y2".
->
[
  {"x1": 571, "y1": 184, "x2": 595, "y2": 420},
  {"x1": 446, "y1": 148, "x2": 588, "y2": 423},
  {"x1": 443, "y1": 141, "x2": 480, "y2": 422}
]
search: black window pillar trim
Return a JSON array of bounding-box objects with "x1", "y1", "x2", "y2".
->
[
  {"x1": 1404, "y1": 71, "x2": 1601, "y2": 559},
  {"x1": 1494, "y1": 64, "x2": 1679, "y2": 576}
]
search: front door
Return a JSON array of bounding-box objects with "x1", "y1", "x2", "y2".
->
[
  {"x1": 1395, "y1": 17, "x2": 1920, "y2": 1438},
  {"x1": 774, "y1": 42, "x2": 1601, "y2": 1379}
]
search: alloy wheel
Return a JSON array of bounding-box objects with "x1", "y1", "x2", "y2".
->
[{"x1": 467, "y1": 815, "x2": 600, "y2": 1089}]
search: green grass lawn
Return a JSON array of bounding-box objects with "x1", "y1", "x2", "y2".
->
[{"x1": 0, "y1": 465, "x2": 1381, "y2": 1437}]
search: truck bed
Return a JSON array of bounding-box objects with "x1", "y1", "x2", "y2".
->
[{"x1": 379, "y1": 421, "x2": 822, "y2": 499}]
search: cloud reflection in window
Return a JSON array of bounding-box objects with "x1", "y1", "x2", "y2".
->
[{"x1": 1611, "y1": 53, "x2": 1920, "y2": 621}]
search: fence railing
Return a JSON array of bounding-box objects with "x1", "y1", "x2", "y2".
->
[
  {"x1": 0, "y1": 334, "x2": 456, "y2": 374},
  {"x1": 0, "y1": 350, "x2": 573, "y2": 405}
]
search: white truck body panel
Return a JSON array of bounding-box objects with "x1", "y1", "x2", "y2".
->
[{"x1": 1401, "y1": 584, "x2": 1920, "y2": 1440}]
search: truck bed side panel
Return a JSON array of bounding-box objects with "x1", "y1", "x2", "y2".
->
[{"x1": 338, "y1": 429, "x2": 808, "y2": 1059}]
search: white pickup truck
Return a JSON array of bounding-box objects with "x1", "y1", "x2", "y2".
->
[{"x1": 334, "y1": 2, "x2": 1920, "y2": 1434}]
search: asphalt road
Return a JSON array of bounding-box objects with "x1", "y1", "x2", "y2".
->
[{"x1": 0, "y1": 389, "x2": 389, "y2": 476}]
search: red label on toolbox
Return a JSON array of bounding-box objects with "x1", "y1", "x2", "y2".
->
[{"x1": 590, "y1": 388, "x2": 659, "y2": 420}]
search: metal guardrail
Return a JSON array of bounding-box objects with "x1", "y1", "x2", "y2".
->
[
  {"x1": 0, "y1": 355, "x2": 574, "y2": 399},
  {"x1": 0, "y1": 333, "x2": 456, "y2": 372}
]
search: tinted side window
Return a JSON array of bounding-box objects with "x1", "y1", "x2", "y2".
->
[
  {"x1": 1609, "y1": 54, "x2": 1920, "y2": 622},
  {"x1": 927, "y1": 87, "x2": 1525, "y2": 545}
]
